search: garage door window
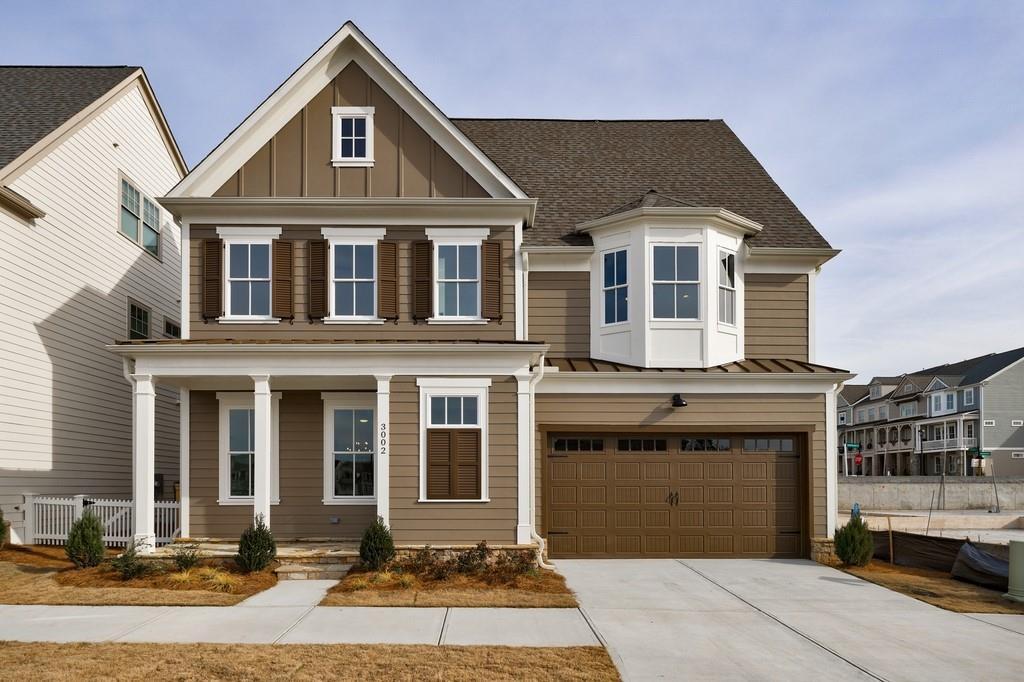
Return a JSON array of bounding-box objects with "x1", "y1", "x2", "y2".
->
[
  {"x1": 681, "y1": 437, "x2": 731, "y2": 452},
  {"x1": 553, "y1": 438, "x2": 604, "y2": 453},
  {"x1": 743, "y1": 438, "x2": 795, "y2": 452},
  {"x1": 617, "y1": 438, "x2": 667, "y2": 452}
]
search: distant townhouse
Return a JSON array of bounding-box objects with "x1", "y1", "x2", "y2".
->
[
  {"x1": 0, "y1": 66, "x2": 186, "y2": 542},
  {"x1": 838, "y1": 347, "x2": 1024, "y2": 477}
]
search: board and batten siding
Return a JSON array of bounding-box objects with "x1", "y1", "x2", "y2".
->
[
  {"x1": 213, "y1": 62, "x2": 488, "y2": 199},
  {"x1": 0, "y1": 84, "x2": 182, "y2": 541},
  {"x1": 389, "y1": 376, "x2": 519, "y2": 544},
  {"x1": 745, "y1": 273, "x2": 809, "y2": 361},
  {"x1": 534, "y1": 392, "x2": 828, "y2": 540},
  {"x1": 188, "y1": 225, "x2": 516, "y2": 341},
  {"x1": 527, "y1": 271, "x2": 589, "y2": 357}
]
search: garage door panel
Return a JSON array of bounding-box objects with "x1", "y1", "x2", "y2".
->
[
  {"x1": 707, "y1": 509, "x2": 734, "y2": 527},
  {"x1": 549, "y1": 535, "x2": 577, "y2": 555},
  {"x1": 580, "y1": 462, "x2": 606, "y2": 480},
  {"x1": 679, "y1": 510, "x2": 704, "y2": 528},
  {"x1": 550, "y1": 486, "x2": 577, "y2": 504},
  {"x1": 581, "y1": 510, "x2": 606, "y2": 528},
  {"x1": 645, "y1": 462, "x2": 670, "y2": 479},
  {"x1": 580, "y1": 486, "x2": 606, "y2": 504},
  {"x1": 742, "y1": 535, "x2": 769, "y2": 554},
  {"x1": 644, "y1": 486, "x2": 670, "y2": 503},
  {"x1": 707, "y1": 536, "x2": 734, "y2": 553},
  {"x1": 707, "y1": 462, "x2": 733, "y2": 479},
  {"x1": 551, "y1": 510, "x2": 577, "y2": 529},
  {"x1": 550, "y1": 461, "x2": 577, "y2": 480},
  {"x1": 615, "y1": 487, "x2": 641, "y2": 504},
  {"x1": 645, "y1": 535, "x2": 671, "y2": 553},
  {"x1": 616, "y1": 510, "x2": 641, "y2": 528},
  {"x1": 679, "y1": 462, "x2": 704, "y2": 479},
  {"x1": 679, "y1": 486, "x2": 704, "y2": 503},
  {"x1": 616, "y1": 536, "x2": 641, "y2": 553},
  {"x1": 742, "y1": 486, "x2": 768, "y2": 503},
  {"x1": 644, "y1": 510, "x2": 671, "y2": 528},
  {"x1": 707, "y1": 486, "x2": 733, "y2": 503},
  {"x1": 615, "y1": 462, "x2": 641, "y2": 480},
  {"x1": 680, "y1": 535, "x2": 705, "y2": 553},
  {"x1": 581, "y1": 536, "x2": 607, "y2": 554},
  {"x1": 741, "y1": 509, "x2": 768, "y2": 528},
  {"x1": 742, "y1": 461, "x2": 769, "y2": 480}
]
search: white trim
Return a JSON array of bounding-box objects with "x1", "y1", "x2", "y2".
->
[
  {"x1": 331, "y1": 105, "x2": 375, "y2": 167},
  {"x1": 132, "y1": 374, "x2": 156, "y2": 551},
  {"x1": 418, "y1": 379, "x2": 490, "y2": 502},
  {"x1": 424, "y1": 227, "x2": 491, "y2": 241},
  {"x1": 216, "y1": 392, "x2": 281, "y2": 506},
  {"x1": 514, "y1": 220, "x2": 525, "y2": 341},
  {"x1": 220, "y1": 233, "x2": 278, "y2": 322},
  {"x1": 650, "y1": 242, "x2": 701, "y2": 321},
  {"x1": 1012, "y1": 420, "x2": 1024, "y2": 427},
  {"x1": 179, "y1": 388, "x2": 190, "y2": 538},
  {"x1": 375, "y1": 376, "x2": 392, "y2": 526},
  {"x1": 600, "y1": 246, "x2": 629, "y2": 326},
  {"x1": 216, "y1": 317, "x2": 281, "y2": 325},
  {"x1": 216, "y1": 226, "x2": 282, "y2": 239},
  {"x1": 536, "y1": 372, "x2": 853, "y2": 395},
  {"x1": 321, "y1": 227, "x2": 387, "y2": 241},
  {"x1": 325, "y1": 234, "x2": 380, "y2": 321},
  {"x1": 577, "y1": 206, "x2": 763, "y2": 235},
  {"x1": 180, "y1": 221, "x2": 190, "y2": 339},
  {"x1": 430, "y1": 236, "x2": 484, "y2": 320},
  {"x1": 515, "y1": 376, "x2": 531, "y2": 544},
  {"x1": 322, "y1": 392, "x2": 377, "y2": 505},
  {"x1": 826, "y1": 383, "x2": 839, "y2": 538},
  {"x1": 426, "y1": 318, "x2": 489, "y2": 325},
  {"x1": 983, "y1": 419, "x2": 995, "y2": 427},
  {"x1": 807, "y1": 267, "x2": 817, "y2": 362}
]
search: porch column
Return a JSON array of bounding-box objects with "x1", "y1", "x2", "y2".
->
[
  {"x1": 252, "y1": 375, "x2": 272, "y2": 525},
  {"x1": 516, "y1": 375, "x2": 532, "y2": 544},
  {"x1": 132, "y1": 374, "x2": 156, "y2": 552},
  {"x1": 375, "y1": 375, "x2": 391, "y2": 527},
  {"x1": 179, "y1": 388, "x2": 190, "y2": 538}
]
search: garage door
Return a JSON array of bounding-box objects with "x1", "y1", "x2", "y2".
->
[{"x1": 544, "y1": 434, "x2": 805, "y2": 558}]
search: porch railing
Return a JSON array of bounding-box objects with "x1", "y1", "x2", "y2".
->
[{"x1": 22, "y1": 494, "x2": 179, "y2": 547}]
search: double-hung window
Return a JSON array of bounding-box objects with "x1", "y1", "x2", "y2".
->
[
  {"x1": 323, "y1": 394, "x2": 375, "y2": 503},
  {"x1": 419, "y1": 378, "x2": 489, "y2": 502},
  {"x1": 964, "y1": 390, "x2": 975, "y2": 407},
  {"x1": 120, "y1": 177, "x2": 160, "y2": 257},
  {"x1": 128, "y1": 300, "x2": 150, "y2": 340},
  {"x1": 652, "y1": 245, "x2": 699, "y2": 319},
  {"x1": 227, "y1": 242, "x2": 271, "y2": 318},
  {"x1": 217, "y1": 392, "x2": 280, "y2": 504},
  {"x1": 718, "y1": 250, "x2": 736, "y2": 324},
  {"x1": 602, "y1": 249, "x2": 628, "y2": 324},
  {"x1": 436, "y1": 244, "x2": 480, "y2": 318},
  {"x1": 333, "y1": 244, "x2": 376, "y2": 317},
  {"x1": 946, "y1": 394, "x2": 955, "y2": 410},
  {"x1": 932, "y1": 395, "x2": 942, "y2": 414},
  {"x1": 331, "y1": 106, "x2": 375, "y2": 167}
]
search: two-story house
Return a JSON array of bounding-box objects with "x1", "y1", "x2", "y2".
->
[
  {"x1": 113, "y1": 22, "x2": 852, "y2": 560},
  {"x1": 838, "y1": 346, "x2": 1024, "y2": 478},
  {"x1": 0, "y1": 66, "x2": 186, "y2": 542}
]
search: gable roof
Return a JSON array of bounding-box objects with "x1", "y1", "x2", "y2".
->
[
  {"x1": 914, "y1": 346, "x2": 1024, "y2": 387},
  {"x1": 839, "y1": 384, "x2": 869, "y2": 406},
  {"x1": 453, "y1": 118, "x2": 832, "y2": 249},
  {"x1": 170, "y1": 22, "x2": 524, "y2": 200}
]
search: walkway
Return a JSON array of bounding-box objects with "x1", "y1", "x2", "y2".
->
[
  {"x1": 0, "y1": 579, "x2": 599, "y2": 647},
  {"x1": 558, "y1": 558, "x2": 1024, "y2": 681}
]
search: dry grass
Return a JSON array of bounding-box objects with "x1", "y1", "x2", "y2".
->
[
  {"x1": 845, "y1": 560, "x2": 1024, "y2": 614},
  {"x1": 0, "y1": 642, "x2": 619, "y2": 681},
  {"x1": 0, "y1": 545, "x2": 275, "y2": 606},
  {"x1": 322, "y1": 567, "x2": 578, "y2": 607}
]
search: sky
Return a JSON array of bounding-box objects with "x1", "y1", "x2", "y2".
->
[{"x1": 2, "y1": 0, "x2": 1022, "y2": 381}]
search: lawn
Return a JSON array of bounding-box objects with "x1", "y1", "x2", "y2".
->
[
  {"x1": 845, "y1": 559, "x2": 1024, "y2": 614},
  {"x1": 0, "y1": 642, "x2": 619, "y2": 681},
  {"x1": 0, "y1": 545, "x2": 275, "y2": 606},
  {"x1": 321, "y1": 567, "x2": 578, "y2": 607}
]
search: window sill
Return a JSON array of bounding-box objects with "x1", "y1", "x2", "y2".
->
[
  {"x1": 217, "y1": 317, "x2": 281, "y2": 325},
  {"x1": 417, "y1": 498, "x2": 491, "y2": 503},
  {"x1": 599, "y1": 321, "x2": 629, "y2": 330},
  {"x1": 322, "y1": 498, "x2": 377, "y2": 505},
  {"x1": 217, "y1": 499, "x2": 281, "y2": 506},
  {"x1": 331, "y1": 159, "x2": 375, "y2": 168},
  {"x1": 425, "y1": 317, "x2": 490, "y2": 325},
  {"x1": 322, "y1": 317, "x2": 386, "y2": 325}
]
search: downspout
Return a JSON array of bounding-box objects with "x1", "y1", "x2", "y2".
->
[{"x1": 528, "y1": 354, "x2": 555, "y2": 569}]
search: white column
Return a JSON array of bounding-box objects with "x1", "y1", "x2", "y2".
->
[
  {"x1": 825, "y1": 383, "x2": 839, "y2": 538},
  {"x1": 516, "y1": 374, "x2": 532, "y2": 545},
  {"x1": 132, "y1": 374, "x2": 156, "y2": 552},
  {"x1": 179, "y1": 388, "x2": 190, "y2": 538},
  {"x1": 375, "y1": 375, "x2": 392, "y2": 527},
  {"x1": 252, "y1": 375, "x2": 272, "y2": 526}
]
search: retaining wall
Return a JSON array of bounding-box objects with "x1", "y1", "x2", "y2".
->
[{"x1": 839, "y1": 477, "x2": 1024, "y2": 511}]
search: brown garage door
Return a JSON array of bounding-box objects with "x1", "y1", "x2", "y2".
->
[{"x1": 544, "y1": 434, "x2": 805, "y2": 558}]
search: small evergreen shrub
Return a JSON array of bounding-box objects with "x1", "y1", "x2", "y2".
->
[
  {"x1": 65, "y1": 512, "x2": 105, "y2": 568},
  {"x1": 109, "y1": 539, "x2": 149, "y2": 580},
  {"x1": 455, "y1": 541, "x2": 491, "y2": 575},
  {"x1": 359, "y1": 517, "x2": 396, "y2": 571},
  {"x1": 0, "y1": 507, "x2": 7, "y2": 549},
  {"x1": 492, "y1": 550, "x2": 535, "y2": 582},
  {"x1": 171, "y1": 542, "x2": 202, "y2": 571},
  {"x1": 235, "y1": 514, "x2": 276, "y2": 573},
  {"x1": 834, "y1": 513, "x2": 874, "y2": 567}
]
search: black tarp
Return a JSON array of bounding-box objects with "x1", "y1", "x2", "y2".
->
[
  {"x1": 871, "y1": 530, "x2": 964, "y2": 572},
  {"x1": 951, "y1": 542, "x2": 1009, "y2": 592}
]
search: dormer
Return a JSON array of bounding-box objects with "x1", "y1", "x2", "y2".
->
[{"x1": 577, "y1": 191, "x2": 761, "y2": 368}]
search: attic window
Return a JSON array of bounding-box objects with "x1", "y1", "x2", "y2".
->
[{"x1": 331, "y1": 106, "x2": 374, "y2": 167}]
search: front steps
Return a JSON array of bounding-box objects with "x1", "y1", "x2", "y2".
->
[{"x1": 275, "y1": 555, "x2": 358, "y2": 580}]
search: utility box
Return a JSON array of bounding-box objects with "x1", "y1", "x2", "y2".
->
[{"x1": 1006, "y1": 541, "x2": 1024, "y2": 603}]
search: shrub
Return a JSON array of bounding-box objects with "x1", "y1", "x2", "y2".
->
[
  {"x1": 109, "y1": 539, "x2": 149, "y2": 580},
  {"x1": 398, "y1": 573, "x2": 415, "y2": 589},
  {"x1": 65, "y1": 512, "x2": 105, "y2": 568},
  {"x1": 455, "y1": 541, "x2": 491, "y2": 575},
  {"x1": 492, "y1": 550, "x2": 535, "y2": 582},
  {"x1": 398, "y1": 546, "x2": 437, "y2": 576},
  {"x1": 834, "y1": 514, "x2": 874, "y2": 567},
  {"x1": 359, "y1": 517, "x2": 396, "y2": 571},
  {"x1": 171, "y1": 542, "x2": 203, "y2": 571},
  {"x1": 235, "y1": 514, "x2": 276, "y2": 573},
  {"x1": 0, "y1": 507, "x2": 7, "y2": 549},
  {"x1": 199, "y1": 567, "x2": 239, "y2": 593}
]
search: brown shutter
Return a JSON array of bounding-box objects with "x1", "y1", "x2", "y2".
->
[
  {"x1": 377, "y1": 240, "x2": 399, "y2": 320},
  {"x1": 481, "y1": 239, "x2": 502, "y2": 321},
  {"x1": 201, "y1": 239, "x2": 222, "y2": 321},
  {"x1": 426, "y1": 429, "x2": 452, "y2": 500},
  {"x1": 307, "y1": 239, "x2": 328, "y2": 321},
  {"x1": 412, "y1": 240, "x2": 433, "y2": 320},
  {"x1": 453, "y1": 429, "x2": 482, "y2": 499},
  {"x1": 272, "y1": 240, "x2": 294, "y2": 320}
]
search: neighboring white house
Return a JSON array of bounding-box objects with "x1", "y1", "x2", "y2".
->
[{"x1": 0, "y1": 66, "x2": 187, "y2": 543}]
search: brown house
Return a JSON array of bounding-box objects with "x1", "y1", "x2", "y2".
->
[{"x1": 113, "y1": 22, "x2": 852, "y2": 559}]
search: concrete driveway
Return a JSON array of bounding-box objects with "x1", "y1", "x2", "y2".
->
[{"x1": 557, "y1": 558, "x2": 1024, "y2": 681}]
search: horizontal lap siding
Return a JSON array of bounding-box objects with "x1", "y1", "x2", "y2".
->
[
  {"x1": 188, "y1": 390, "x2": 375, "y2": 539},
  {"x1": 745, "y1": 274, "x2": 808, "y2": 361},
  {"x1": 534, "y1": 393, "x2": 827, "y2": 539},
  {"x1": 527, "y1": 271, "x2": 589, "y2": 357},
  {"x1": 389, "y1": 377, "x2": 518, "y2": 544},
  {"x1": 188, "y1": 225, "x2": 515, "y2": 341}
]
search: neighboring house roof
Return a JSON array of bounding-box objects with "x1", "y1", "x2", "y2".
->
[
  {"x1": 839, "y1": 384, "x2": 869, "y2": 405},
  {"x1": 869, "y1": 376, "x2": 903, "y2": 385},
  {"x1": 914, "y1": 346, "x2": 1024, "y2": 386},
  {"x1": 544, "y1": 357, "x2": 847, "y2": 374},
  {"x1": 453, "y1": 118, "x2": 832, "y2": 249}
]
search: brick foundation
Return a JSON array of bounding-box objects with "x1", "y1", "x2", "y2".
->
[{"x1": 810, "y1": 537, "x2": 840, "y2": 567}]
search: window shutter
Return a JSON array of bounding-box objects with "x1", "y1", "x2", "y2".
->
[
  {"x1": 412, "y1": 240, "x2": 433, "y2": 320},
  {"x1": 426, "y1": 429, "x2": 452, "y2": 500},
  {"x1": 272, "y1": 240, "x2": 294, "y2": 320},
  {"x1": 308, "y1": 239, "x2": 328, "y2": 321},
  {"x1": 201, "y1": 239, "x2": 222, "y2": 321},
  {"x1": 481, "y1": 239, "x2": 502, "y2": 321},
  {"x1": 377, "y1": 240, "x2": 399, "y2": 320},
  {"x1": 453, "y1": 429, "x2": 482, "y2": 499}
]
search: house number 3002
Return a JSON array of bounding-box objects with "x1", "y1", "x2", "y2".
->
[{"x1": 379, "y1": 422, "x2": 388, "y2": 456}]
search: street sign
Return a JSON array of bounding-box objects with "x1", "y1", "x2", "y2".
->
[
  {"x1": 981, "y1": 451, "x2": 992, "y2": 458},
  {"x1": 968, "y1": 447, "x2": 979, "y2": 454}
]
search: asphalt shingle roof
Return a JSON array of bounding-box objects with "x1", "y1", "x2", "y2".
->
[
  {"x1": 0, "y1": 66, "x2": 137, "y2": 171},
  {"x1": 453, "y1": 118, "x2": 831, "y2": 249}
]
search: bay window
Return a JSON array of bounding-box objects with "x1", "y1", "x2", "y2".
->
[
  {"x1": 718, "y1": 250, "x2": 736, "y2": 324},
  {"x1": 602, "y1": 248, "x2": 628, "y2": 324},
  {"x1": 652, "y1": 245, "x2": 699, "y2": 319}
]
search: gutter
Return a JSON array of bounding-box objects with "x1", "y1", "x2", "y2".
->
[
  {"x1": 108, "y1": 342, "x2": 550, "y2": 355},
  {"x1": 526, "y1": 355, "x2": 555, "y2": 569}
]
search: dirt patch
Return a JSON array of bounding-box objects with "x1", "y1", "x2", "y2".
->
[
  {"x1": 0, "y1": 544, "x2": 111, "y2": 569},
  {"x1": 845, "y1": 560, "x2": 1024, "y2": 614},
  {"x1": 322, "y1": 568, "x2": 578, "y2": 607},
  {"x1": 0, "y1": 642, "x2": 618, "y2": 681}
]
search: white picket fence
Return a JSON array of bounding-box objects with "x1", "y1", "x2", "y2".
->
[{"x1": 23, "y1": 494, "x2": 179, "y2": 547}]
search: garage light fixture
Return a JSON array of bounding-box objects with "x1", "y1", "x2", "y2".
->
[{"x1": 671, "y1": 394, "x2": 687, "y2": 408}]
